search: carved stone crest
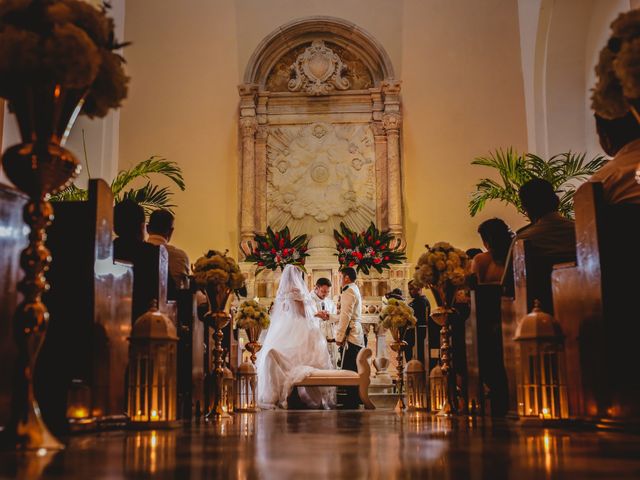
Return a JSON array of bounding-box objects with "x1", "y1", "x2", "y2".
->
[{"x1": 288, "y1": 40, "x2": 350, "y2": 95}]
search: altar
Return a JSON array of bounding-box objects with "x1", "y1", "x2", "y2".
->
[{"x1": 235, "y1": 18, "x2": 413, "y2": 392}]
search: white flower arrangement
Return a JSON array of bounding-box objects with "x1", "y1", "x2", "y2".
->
[
  {"x1": 235, "y1": 299, "x2": 270, "y2": 330},
  {"x1": 379, "y1": 298, "x2": 417, "y2": 330}
]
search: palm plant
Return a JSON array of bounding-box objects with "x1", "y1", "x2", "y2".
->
[
  {"x1": 469, "y1": 148, "x2": 607, "y2": 219},
  {"x1": 52, "y1": 155, "x2": 186, "y2": 215}
]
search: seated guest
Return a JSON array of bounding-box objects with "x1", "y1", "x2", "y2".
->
[
  {"x1": 113, "y1": 199, "x2": 146, "y2": 260},
  {"x1": 589, "y1": 112, "x2": 640, "y2": 204},
  {"x1": 465, "y1": 248, "x2": 483, "y2": 260},
  {"x1": 407, "y1": 280, "x2": 430, "y2": 363},
  {"x1": 503, "y1": 179, "x2": 576, "y2": 310},
  {"x1": 147, "y1": 209, "x2": 190, "y2": 290},
  {"x1": 471, "y1": 218, "x2": 514, "y2": 284}
]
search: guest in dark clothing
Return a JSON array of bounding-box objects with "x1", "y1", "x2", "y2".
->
[
  {"x1": 465, "y1": 248, "x2": 483, "y2": 260},
  {"x1": 406, "y1": 280, "x2": 430, "y2": 364},
  {"x1": 113, "y1": 199, "x2": 146, "y2": 260},
  {"x1": 503, "y1": 178, "x2": 576, "y2": 311}
]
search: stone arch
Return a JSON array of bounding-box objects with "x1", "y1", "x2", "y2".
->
[{"x1": 243, "y1": 16, "x2": 396, "y2": 89}]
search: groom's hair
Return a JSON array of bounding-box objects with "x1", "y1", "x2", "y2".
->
[
  {"x1": 316, "y1": 277, "x2": 332, "y2": 287},
  {"x1": 341, "y1": 267, "x2": 357, "y2": 282}
]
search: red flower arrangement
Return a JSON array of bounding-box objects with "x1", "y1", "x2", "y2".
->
[
  {"x1": 333, "y1": 222, "x2": 406, "y2": 274},
  {"x1": 241, "y1": 226, "x2": 309, "y2": 274}
]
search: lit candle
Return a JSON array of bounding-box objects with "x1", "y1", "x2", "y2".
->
[{"x1": 150, "y1": 409, "x2": 159, "y2": 421}]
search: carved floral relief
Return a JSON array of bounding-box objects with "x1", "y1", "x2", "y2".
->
[{"x1": 266, "y1": 122, "x2": 376, "y2": 236}]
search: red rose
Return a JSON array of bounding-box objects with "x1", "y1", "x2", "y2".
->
[
  {"x1": 384, "y1": 256, "x2": 389, "y2": 261},
  {"x1": 344, "y1": 238, "x2": 351, "y2": 248},
  {"x1": 373, "y1": 258, "x2": 382, "y2": 264},
  {"x1": 258, "y1": 261, "x2": 265, "y2": 266},
  {"x1": 381, "y1": 245, "x2": 387, "y2": 250},
  {"x1": 283, "y1": 248, "x2": 289, "y2": 256},
  {"x1": 375, "y1": 240, "x2": 381, "y2": 246},
  {"x1": 349, "y1": 261, "x2": 356, "y2": 267},
  {"x1": 271, "y1": 248, "x2": 277, "y2": 254},
  {"x1": 262, "y1": 242, "x2": 269, "y2": 249},
  {"x1": 355, "y1": 251, "x2": 363, "y2": 260},
  {"x1": 279, "y1": 238, "x2": 285, "y2": 249}
]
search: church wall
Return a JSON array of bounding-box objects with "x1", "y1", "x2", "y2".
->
[
  {"x1": 120, "y1": 0, "x2": 242, "y2": 259},
  {"x1": 401, "y1": 0, "x2": 529, "y2": 260},
  {"x1": 120, "y1": 0, "x2": 529, "y2": 263}
]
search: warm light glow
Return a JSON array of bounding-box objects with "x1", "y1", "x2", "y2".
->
[
  {"x1": 67, "y1": 407, "x2": 90, "y2": 419},
  {"x1": 54, "y1": 84, "x2": 61, "y2": 98},
  {"x1": 151, "y1": 410, "x2": 159, "y2": 420}
]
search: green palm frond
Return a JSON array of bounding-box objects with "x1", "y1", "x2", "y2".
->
[
  {"x1": 50, "y1": 155, "x2": 186, "y2": 214},
  {"x1": 111, "y1": 156, "x2": 185, "y2": 196},
  {"x1": 469, "y1": 148, "x2": 606, "y2": 218},
  {"x1": 51, "y1": 183, "x2": 88, "y2": 202},
  {"x1": 118, "y1": 182, "x2": 176, "y2": 215}
]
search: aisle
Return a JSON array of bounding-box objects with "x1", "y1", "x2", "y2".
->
[{"x1": 1, "y1": 411, "x2": 639, "y2": 479}]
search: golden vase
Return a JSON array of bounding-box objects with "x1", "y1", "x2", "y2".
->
[
  {"x1": 1, "y1": 83, "x2": 86, "y2": 451},
  {"x1": 244, "y1": 325, "x2": 263, "y2": 365},
  {"x1": 389, "y1": 326, "x2": 408, "y2": 412}
]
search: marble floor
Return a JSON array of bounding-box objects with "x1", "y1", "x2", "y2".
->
[{"x1": 1, "y1": 411, "x2": 640, "y2": 479}]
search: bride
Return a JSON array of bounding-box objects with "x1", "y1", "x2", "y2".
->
[{"x1": 256, "y1": 264, "x2": 334, "y2": 409}]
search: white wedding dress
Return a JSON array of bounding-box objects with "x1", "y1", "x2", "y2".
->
[{"x1": 256, "y1": 265, "x2": 334, "y2": 409}]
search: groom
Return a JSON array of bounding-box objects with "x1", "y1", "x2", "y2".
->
[{"x1": 317, "y1": 267, "x2": 364, "y2": 408}]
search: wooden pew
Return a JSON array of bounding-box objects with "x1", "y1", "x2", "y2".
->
[
  {"x1": 552, "y1": 182, "x2": 640, "y2": 425},
  {"x1": 468, "y1": 285, "x2": 509, "y2": 417},
  {"x1": 0, "y1": 184, "x2": 28, "y2": 428},
  {"x1": 36, "y1": 179, "x2": 134, "y2": 434}
]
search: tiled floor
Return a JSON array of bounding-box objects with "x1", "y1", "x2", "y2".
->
[{"x1": 1, "y1": 411, "x2": 640, "y2": 479}]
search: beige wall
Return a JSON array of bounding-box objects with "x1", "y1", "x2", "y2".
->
[
  {"x1": 121, "y1": 0, "x2": 529, "y2": 263},
  {"x1": 121, "y1": 0, "x2": 241, "y2": 261}
]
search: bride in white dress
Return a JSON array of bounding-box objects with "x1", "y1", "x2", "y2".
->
[{"x1": 256, "y1": 264, "x2": 334, "y2": 409}]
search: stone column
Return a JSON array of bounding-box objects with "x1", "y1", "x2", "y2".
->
[
  {"x1": 238, "y1": 84, "x2": 258, "y2": 248},
  {"x1": 373, "y1": 122, "x2": 388, "y2": 231},
  {"x1": 382, "y1": 81, "x2": 403, "y2": 240},
  {"x1": 254, "y1": 125, "x2": 268, "y2": 234}
]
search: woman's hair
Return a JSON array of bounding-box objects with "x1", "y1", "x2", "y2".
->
[{"x1": 477, "y1": 218, "x2": 514, "y2": 265}]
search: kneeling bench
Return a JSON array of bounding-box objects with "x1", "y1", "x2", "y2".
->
[{"x1": 294, "y1": 347, "x2": 375, "y2": 409}]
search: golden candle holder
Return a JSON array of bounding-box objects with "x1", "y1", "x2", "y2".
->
[
  {"x1": 1, "y1": 83, "x2": 85, "y2": 450},
  {"x1": 244, "y1": 326, "x2": 263, "y2": 365},
  {"x1": 389, "y1": 326, "x2": 408, "y2": 412},
  {"x1": 431, "y1": 306, "x2": 455, "y2": 416},
  {"x1": 205, "y1": 312, "x2": 232, "y2": 420}
]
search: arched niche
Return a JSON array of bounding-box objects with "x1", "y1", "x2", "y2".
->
[{"x1": 237, "y1": 16, "x2": 404, "y2": 254}]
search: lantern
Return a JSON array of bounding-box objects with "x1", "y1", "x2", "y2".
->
[
  {"x1": 235, "y1": 361, "x2": 258, "y2": 412},
  {"x1": 405, "y1": 360, "x2": 427, "y2": 411},
  {"x1": 128, "y1": 304, "x2": 178, "y2": 427},
  {"x1": 429, "y1": 365, "x2": 446, "y2": 412},
  {"x1": 66, "y1": 378, "x2": 94, "y2": 430},
  {"x1": 222, "y1": 367, "x2": 235, "y2": 414},
  {"x1": 514, "y1": 300, "x2": 568, "y2": 420}
]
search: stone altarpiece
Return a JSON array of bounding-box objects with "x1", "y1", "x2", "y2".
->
[{"x1": 237, "y1": 18, "x2": 410, "y2": 382}]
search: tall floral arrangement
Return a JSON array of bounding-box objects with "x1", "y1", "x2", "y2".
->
[
  {"x1": 241, "y1": 226, "x2": 309, "y2": 274},
  {"x1": 235, "y1": 299, "x2": 270, "y2": 330},
  {"x1": 413, "y1": 242, "x2": 469, "y2": 306},
  {"x1": 334, "y1": 222, "x2": 406, "y2": 275},
  {"x1": 0, "y1": 0, "x2": 129, "y2": 117},
  {"x1": 193, "y1": 250, "x2": 246, "y2": 310},
  {"x1": 378, "y1": 298, "x2": 417, "y2": 330}
]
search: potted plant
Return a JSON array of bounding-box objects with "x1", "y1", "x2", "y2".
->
[
  {"x1": 241, "y1": 226, "x2": 309, "y2": 273},
  {"x1": 334, "y1": 222, "x2": 406, "y2": 274}
]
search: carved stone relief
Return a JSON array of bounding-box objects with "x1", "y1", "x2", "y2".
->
[
  {"x1": 266, "y1": 122, "x2": 376, "y2": 236},
  {"x1": 266, "y1": 41, "x2": 373, "y2": 93}
]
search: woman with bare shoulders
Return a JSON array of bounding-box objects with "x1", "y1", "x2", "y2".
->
[{"x1": 471, "y1": 218, "x2": 514, "y2": 284}]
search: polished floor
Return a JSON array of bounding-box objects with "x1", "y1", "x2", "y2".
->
[{"x1": 1, "y1": 411, "x2": 640, "y2": 479}]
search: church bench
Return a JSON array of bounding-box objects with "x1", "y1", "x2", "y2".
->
[
  {"x1": 0, "y1": 183, "x2": 28, "y2": 429},
  {"x1": 552, "y1": 182, "x2": 640, "y2": 425},
  {"x1": 37, "y1": 179, "x2": 134, "y2": 434},
  {"x1": 294, "y1": 348, "x2": 376, "y2": 409}
]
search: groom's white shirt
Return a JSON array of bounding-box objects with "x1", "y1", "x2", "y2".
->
[{"x1": 331, "y1": 283, "x2": 364, "y2": 347}]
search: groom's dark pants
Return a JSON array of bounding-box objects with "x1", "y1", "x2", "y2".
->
[{"x1": 340, "y1": 342, "x2": 362, "y2": 409}]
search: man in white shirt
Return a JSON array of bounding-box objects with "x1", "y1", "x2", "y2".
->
[
  {"x1": 146, "y1": 209, "x2": 190, "y2": 291},
  {"x1": 589, "y1": 112, "x2": 640, "y2": 204},
  {"x1": 316, "y1": 267, "x2": 364, "y2": 408},
  {"x1": 311, "y1": 277, "x2": 338, "y2": 367}
]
